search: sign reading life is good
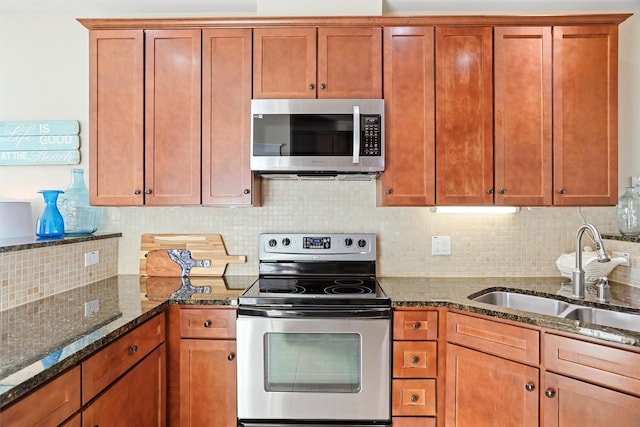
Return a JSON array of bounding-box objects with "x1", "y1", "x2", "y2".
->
[{"x1": 0, "y1": 120, "x2": 80, "y2": 165}]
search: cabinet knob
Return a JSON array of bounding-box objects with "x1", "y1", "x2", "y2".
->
[
  {"x1": 309, "y1": 83, "x2": 315, "y2": 90},
  {"x1": 525, "y1": 382, "x2": 535, "y2": 392},
  {"x1": 558, "y1": 188, "x2": 566, "y2": 194},
  {"x1": 410, "y1": 394, "x2": 419, "y2": 403},
  {"x1": 243, "y1": 189, "x2": 250, "y2": 195},
  {"x1": 134, "y1": 189, "x2": 141, "y2": 195},
  {"x1": 412, "y1": 322, "x2": 420, "y2": 330},
  {"x1": 320, "y1": 83, "x2": 326, "y2": 89},
  {"x1": 411, "y1": 356, "x2": 419, "y2": 364},
  {"x1": 487, "y1": 188, "x2": 494, "y2": 194},
  {"x1": 227, "y1": 353, "x2": 235, "y2": 361},
  {"x1": 499, "y1": 188, "x2": 506, "y2": 194},
  {"x1": 144, "y1": 189, "x2": 152, "y2": 195},
  {"x1": 203, "y1": 320, "x2": 212, "y2": 328},
  {"x1": 128, "y1": 345, "x2": 138, "y2": 355},
  {"x1": 386, "y1": 188, "x2": 393, "y2": 195},
  {"x1": 545, "y1": 389, "x2": 556, "y2": 398}
]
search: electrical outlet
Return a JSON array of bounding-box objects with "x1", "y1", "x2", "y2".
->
[
  {"x1": 632, "y1": 176, "x2": 640, "y2": 191},
  {"x1": 84, "y1": 250, "x2": 99, "y2": 267},
  {"x1": 84, "y1": 299, "x2": 100, "y2": 316},
  {"x1": 431, "y1": 236, "x2": 451, "y2": 256},
  {"x1": 612, "y1": 251, "x2": 631, "y2": 267}
]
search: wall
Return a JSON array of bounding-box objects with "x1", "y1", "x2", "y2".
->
[{"x1": 1, "y1": 9, "x2": 639, "y2": 289}]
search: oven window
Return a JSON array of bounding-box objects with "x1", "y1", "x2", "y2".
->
[{"x1": 264, "y1": 333, "x2": 361, "y2": 393}]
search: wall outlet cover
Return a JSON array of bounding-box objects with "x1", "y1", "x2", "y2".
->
[{"x1": 432, "y1": 236, "x2": 451, "y2": 256}]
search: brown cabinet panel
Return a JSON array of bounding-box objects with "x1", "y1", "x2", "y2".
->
[
  {"x1": 392, "y1": 379, "x2": 437, "y2": 417},
  {"x1": 543, "y1": 371, "x2": 640, "y2": 427},
  {"x1": 179, "y1": 339, "x2": 237, "y2": 426},
  {"x1": 393, "y1": 341, "x2": 437, "y2": 378},
  {"x1": 392, "y1": 417, "x2": 436, "y2": 427},
  {"x1": 253, "y1": 28, "x2": 317, "y2": 99},
  {"x1": 494, "y1": 26, "x2": 553, "y2": 206},
  {"x1": 144, "y1": 30, "x2": 201, "y2": 205},
  {"x1": 544, "y1": 333, "x2": 640, "y2": 396},
  {"x1": 82, "y1": 312, "x2": 165, "y2": 404},
  {"x1": 317, "y1": 27, "x2": 382, "y2": 98},
  {"x1": 82, "y1": 344, "x2": 166, "y2": 427},
  {"x1": 446, "y1": 344, "x2": 538, "y2": 427},
  {"x1": 179, "y1": 306, "x2": 237, "y2": 339},
  {"x1": 379, "y1": 27, "x2": 435, "y2": 206},
  {"x1": 89, "y1": 30, "x2": 144, "y2": 206},
  {"x1": 0, "y1": 366, "x2": 80, "y2": 427},
  {"x1": 553, "y1": 25, "x2": 618, "y2": 205},
  {"x1": 435, "y1": 27, "x2": 493, "y2": 205},
  {"x1": 447, "y1": 312, "x2": 539, "y2": 365},
  {"x1": 202, "y1": 29, "x2": 259, "y2": 206},
  {"x1": 393, "y1": 310, "x2": 438, "y2": 341}
]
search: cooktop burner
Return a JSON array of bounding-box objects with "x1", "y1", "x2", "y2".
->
[{"x1": 258, "y1": 277, "x2": 376, "y2": 295}]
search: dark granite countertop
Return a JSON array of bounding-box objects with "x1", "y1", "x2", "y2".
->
[
  {"x1": 0, "y1": 232, "x2": 123, "y2": 253},
  {"x1": 3, "y1": 274, "x2": 640, "y2": 409}
]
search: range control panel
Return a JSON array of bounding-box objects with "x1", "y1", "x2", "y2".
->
[{"x1": 260, "y1": 233, "x2": 376, "y2": 261}]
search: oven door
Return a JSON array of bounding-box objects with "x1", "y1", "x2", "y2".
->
[{"x1": 237, "y1": 313, "x2": 390, "y2": 423}]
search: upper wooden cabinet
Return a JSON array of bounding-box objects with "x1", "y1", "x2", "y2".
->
[
  {"x1": 494, "y1": 27, "x2": 553, "y2": 206},
  {"x1": 435, "y1": 27, "x2": 494, "y2": 205},
  {"x1": 379, "y1": 27, "x2": 435, "y2": 206},
  {"x1": 253, "y1": 27, "x2": 382, "y2": 99},
  {"x1": 553, "y1": 25, "x2": 619, "y2": 206}
]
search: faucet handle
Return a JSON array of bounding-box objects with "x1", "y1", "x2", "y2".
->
[{"x1": 596, "y1": 277, "x2": 610, "y2": 303}]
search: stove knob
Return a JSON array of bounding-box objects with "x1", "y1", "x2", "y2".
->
[
  {"x1": 344, "y1": 238, "x2": 353, "y2": 247},
  {"x1": 282, "y1": 238, "x2": 291, "y2": 246},
  {"x1": 268, "y1": 239, "x2": 277, "y2": 247},
  {"x1": 358, "y1": 239, "x2": 367, "y2": 248}
]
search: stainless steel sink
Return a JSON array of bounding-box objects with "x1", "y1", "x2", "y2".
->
[
  {"x1": 470, "y1": 290, "x2": 640, "y2": 333},
  {"x1": 471, "y1": 291, "x2": 571, "y2": 316},
  {"x1": 563, "y1": 307, "x2": 640, "y2": 333}
]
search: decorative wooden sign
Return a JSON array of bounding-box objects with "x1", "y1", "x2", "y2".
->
[{"x1": 0, "y1": 120, "x2": 80, "y2": 165}]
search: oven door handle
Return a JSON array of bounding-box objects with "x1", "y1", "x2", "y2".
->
[{"x1": 238, "y1": 305, "x2": 391, "y2": 319}]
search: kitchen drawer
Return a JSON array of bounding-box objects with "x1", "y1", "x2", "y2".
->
[
  {"x1": 447, "y1": 312, "x2": 539, "y2": 365},
  {"x1": 394, "y1": 310, "x2": 438, "y2": 341},
  {"x1": 392, "y1": 379, "x2": 436, "y2": 417},
  {"x1": 82, "y1": 312, "x2": 165, "y2": 404},
  {"x1": 0, "y1": 366, "x2": 80, "y2": 427},
  {"x1": 392, "y1": 417, "x2": 436, "y2": 427},
  {"x1": 179, "y1": 306, "x2": 236, "y2": 339},
  {"x1": 393, "y1": 341, "x2": 437, "y2": 378},
  {"x1": 544, "y1": 333, "x2": 640, "y2": 396}
]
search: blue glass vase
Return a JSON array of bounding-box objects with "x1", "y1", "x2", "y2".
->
[
  {"x1": 36, "y1": 190, "x2": 65, "y2": 238},
  {"x1": 57, "y1": 168, "x2": 101, "y2": 235}
]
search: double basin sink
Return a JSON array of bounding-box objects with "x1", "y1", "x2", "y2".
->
[{"x1": 470, "y1": 290, "x2": 640, "y2": 333}]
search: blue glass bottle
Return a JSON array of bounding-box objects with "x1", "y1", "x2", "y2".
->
[{"x1": 35, "y1": 190, "x2": 65, "y2": 238}]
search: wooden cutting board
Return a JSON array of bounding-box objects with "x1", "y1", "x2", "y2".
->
[{"x1": 140, "y1": 234, "x2": 246, "y2": 277}]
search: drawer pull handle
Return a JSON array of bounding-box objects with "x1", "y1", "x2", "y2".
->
[
  {"x1": 545, "y1": 389, "x2": 556, "y2": 398},
  {"x1": 525, "y1": 382, "x2": 535, "y2": 392},
  {"x1": 227, "y1": 353, "x2": 235, "y2": 361},
  {"x1": 410, "y1": 394, "x2": 419, "y2": 403},
  {"x1": 412, "y1": 322, "x2": 420, "y2": 330},
  {"x1": 411, "y1": 356, "x2": 419, "y2": 364},
  {"x1": 128, "y1": 345, "x2": 138, "y2": 355},
  {"x1": 204, "y1": 320, "x2": 212, "y2": 328}
]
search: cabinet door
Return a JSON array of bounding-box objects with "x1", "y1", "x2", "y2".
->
[
  {"x1": 446, "y1": 344, "x2": 539, "y2": 427},
  {"x1": 435, "y1": 27, "x2": 493, "y2": 205},
  {"x1": 202, "y1": 29, "x2": 260, "y2": 206},
  {"x1": 89, "y1": 30, "x2": 144, "y2": 206},
  {"x1": 379, "y1": 27, "x2": 435, "y2": 206},
  {"x1": 179, "y1": 340, "x2": 237, "y2": 427},
  {"x1": 553, "y1": 25, "x2": 618, "y2": 206},
  {"x1": 494, "y1": 27, "x2": 553, "y2": 206},
  {"x1": 253, "y1": 28, "x2": 317, "y2": 99},
  {"x1": 145, "y1": 30, "x2": 201, "y2": 205},
  {"x1": 82, "y1": 344, "x2": 166, "y2": 427},
  {"x1": 543, "y1": 372, "x2": 640, "y2": 427},
  {"x1": 317, "y1": 27, "x2": 382, "y2": 98}
]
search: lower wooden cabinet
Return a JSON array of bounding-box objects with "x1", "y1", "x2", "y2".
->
[
  {"x1": 82, "y1": 344, "x2": 166, "y2": 426},
  {"x1": 392, "y1": 417, "x2": 436, "y2": 427}
]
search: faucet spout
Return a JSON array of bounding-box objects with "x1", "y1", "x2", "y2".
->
[{"x1": 572, "y1": 223, "x2": 610, "y2": 299}]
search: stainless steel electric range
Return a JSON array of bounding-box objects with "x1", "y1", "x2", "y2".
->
[{"x1": 237, "y1": 233, "x2": 391, "y2": 427}]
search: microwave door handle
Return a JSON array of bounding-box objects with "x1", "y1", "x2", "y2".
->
[{"x1": 352, "y1": 105, "x2": 360, "y2": 164}]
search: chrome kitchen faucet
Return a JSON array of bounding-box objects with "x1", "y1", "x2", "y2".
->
[{"x1": 572, "y1": 223, "x2": 611, "y2": 299}]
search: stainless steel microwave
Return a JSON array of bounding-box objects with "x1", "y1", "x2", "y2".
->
[{"x1": 250, "y1": 99, "x2": 384, "y2": 178}]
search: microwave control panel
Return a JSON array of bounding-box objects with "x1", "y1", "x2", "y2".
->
[{"x1": 360, "y1": 115, "x2": 382, "y2": 156}]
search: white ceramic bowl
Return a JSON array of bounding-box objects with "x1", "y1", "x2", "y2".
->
[{"x1": 556, "y1": 251, "x2": 627, "y2": 284}]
